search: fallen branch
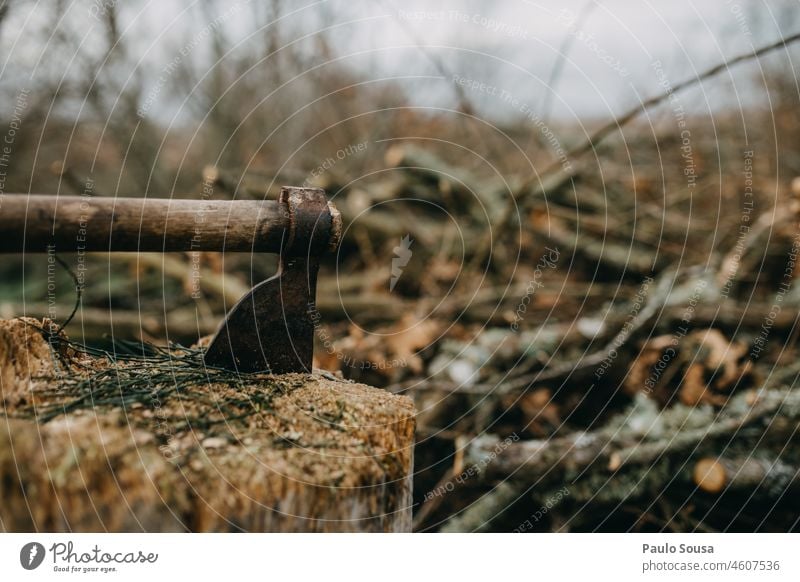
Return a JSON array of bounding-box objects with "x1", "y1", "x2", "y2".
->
[
  {"x1": 693, "y1": 456, "x2": 800, "y2": 494},
  {"x1": 438, "y1": 482, "x2": 519, "y2": 533},
  {"x1": 468, "y1": 389, "x2": 800, "y2": 484}
]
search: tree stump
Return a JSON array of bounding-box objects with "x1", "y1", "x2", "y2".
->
[{"x1": 0, "y1": 318, "x2": 415, "y2": 532}]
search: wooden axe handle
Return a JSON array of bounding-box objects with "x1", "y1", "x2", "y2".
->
[{"x1": 0, "y1": 193, "x2": 338, "y2": 253}]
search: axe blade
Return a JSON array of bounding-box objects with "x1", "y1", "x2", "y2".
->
[
  {"x1": 203, "y1": 255, "x2": 318, "y2": 374},
  {"x1": 203, "y1": 187, "x2": 337, "y2": 374}
]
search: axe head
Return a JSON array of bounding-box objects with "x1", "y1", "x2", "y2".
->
[{"x1": 203, "y1": 187, "x2": 340, "y2": 374}]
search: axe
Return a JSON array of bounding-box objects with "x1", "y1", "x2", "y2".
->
[{"x1": 0, "y1": 188, "x2": 342, "y2": 374}]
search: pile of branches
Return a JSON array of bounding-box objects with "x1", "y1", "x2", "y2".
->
[{"x1": 11, "y1": 36, "x2": 800, "y2": 532}]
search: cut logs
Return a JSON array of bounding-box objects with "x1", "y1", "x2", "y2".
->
[
  {"x1": 0, "y1": 318, "x2": 416, "y2": 532},
  {"x1": 693, "y1": 456, "x2": 800, "y2": 495}
]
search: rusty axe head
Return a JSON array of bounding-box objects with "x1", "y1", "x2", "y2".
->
[
  {"x1": 0, "y1": 188, "x2": 341, "y2": 374},
  {"x1": 202, "y1": 187, "x2": 341, "y2": 374}
]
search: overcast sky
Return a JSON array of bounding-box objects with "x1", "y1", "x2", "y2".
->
[{"x1": 0, "y1": 0, "x2": 797, "y2": 122}]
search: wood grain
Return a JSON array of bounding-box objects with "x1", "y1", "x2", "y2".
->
[{"x1": 0, "y1": 195, "x2": 290, "y2": 252}]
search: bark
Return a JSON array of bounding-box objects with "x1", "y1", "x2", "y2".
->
[{"x1": 693, "y1": 456, "x2": 800, "y2": 495}]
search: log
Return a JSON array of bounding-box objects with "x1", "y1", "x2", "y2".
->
[
  {"x1": 536, "y1": 219, "x2": 661, "y2": 276},
  {"x1": 464, "y1": 389, "x2": 800, "y2": 486},
  {"x1": 439, "y1": 482, "x2": 519, "y2": 533},
  {"x1": 383, "y1": 144, "x2": 490, "y2": 204},
  {"x1": 693, "y1": 456, "x2": 800, "y2": 495},
  {"x1": 0, "y1": 318, "x2": 415, "y2": 532}
]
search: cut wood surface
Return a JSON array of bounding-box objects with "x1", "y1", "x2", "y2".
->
[
  {"x1": 0, "y1": 318, "x2": 415, "y2": 532},
  {"x1": 693, "y1": 456, "x2": 800, "y2": 495}
]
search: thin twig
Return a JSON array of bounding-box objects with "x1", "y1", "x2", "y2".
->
[{"x1": 538, "y1": 0, "x2": 598, "y2": 127}]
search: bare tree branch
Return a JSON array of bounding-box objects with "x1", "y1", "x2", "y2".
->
[
  {"x1": 0, "y1": 0, "x2": 12, "y2": 40},
  {"x1": 487, "y1": 29, "x2": 800, "y2": 254}
]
